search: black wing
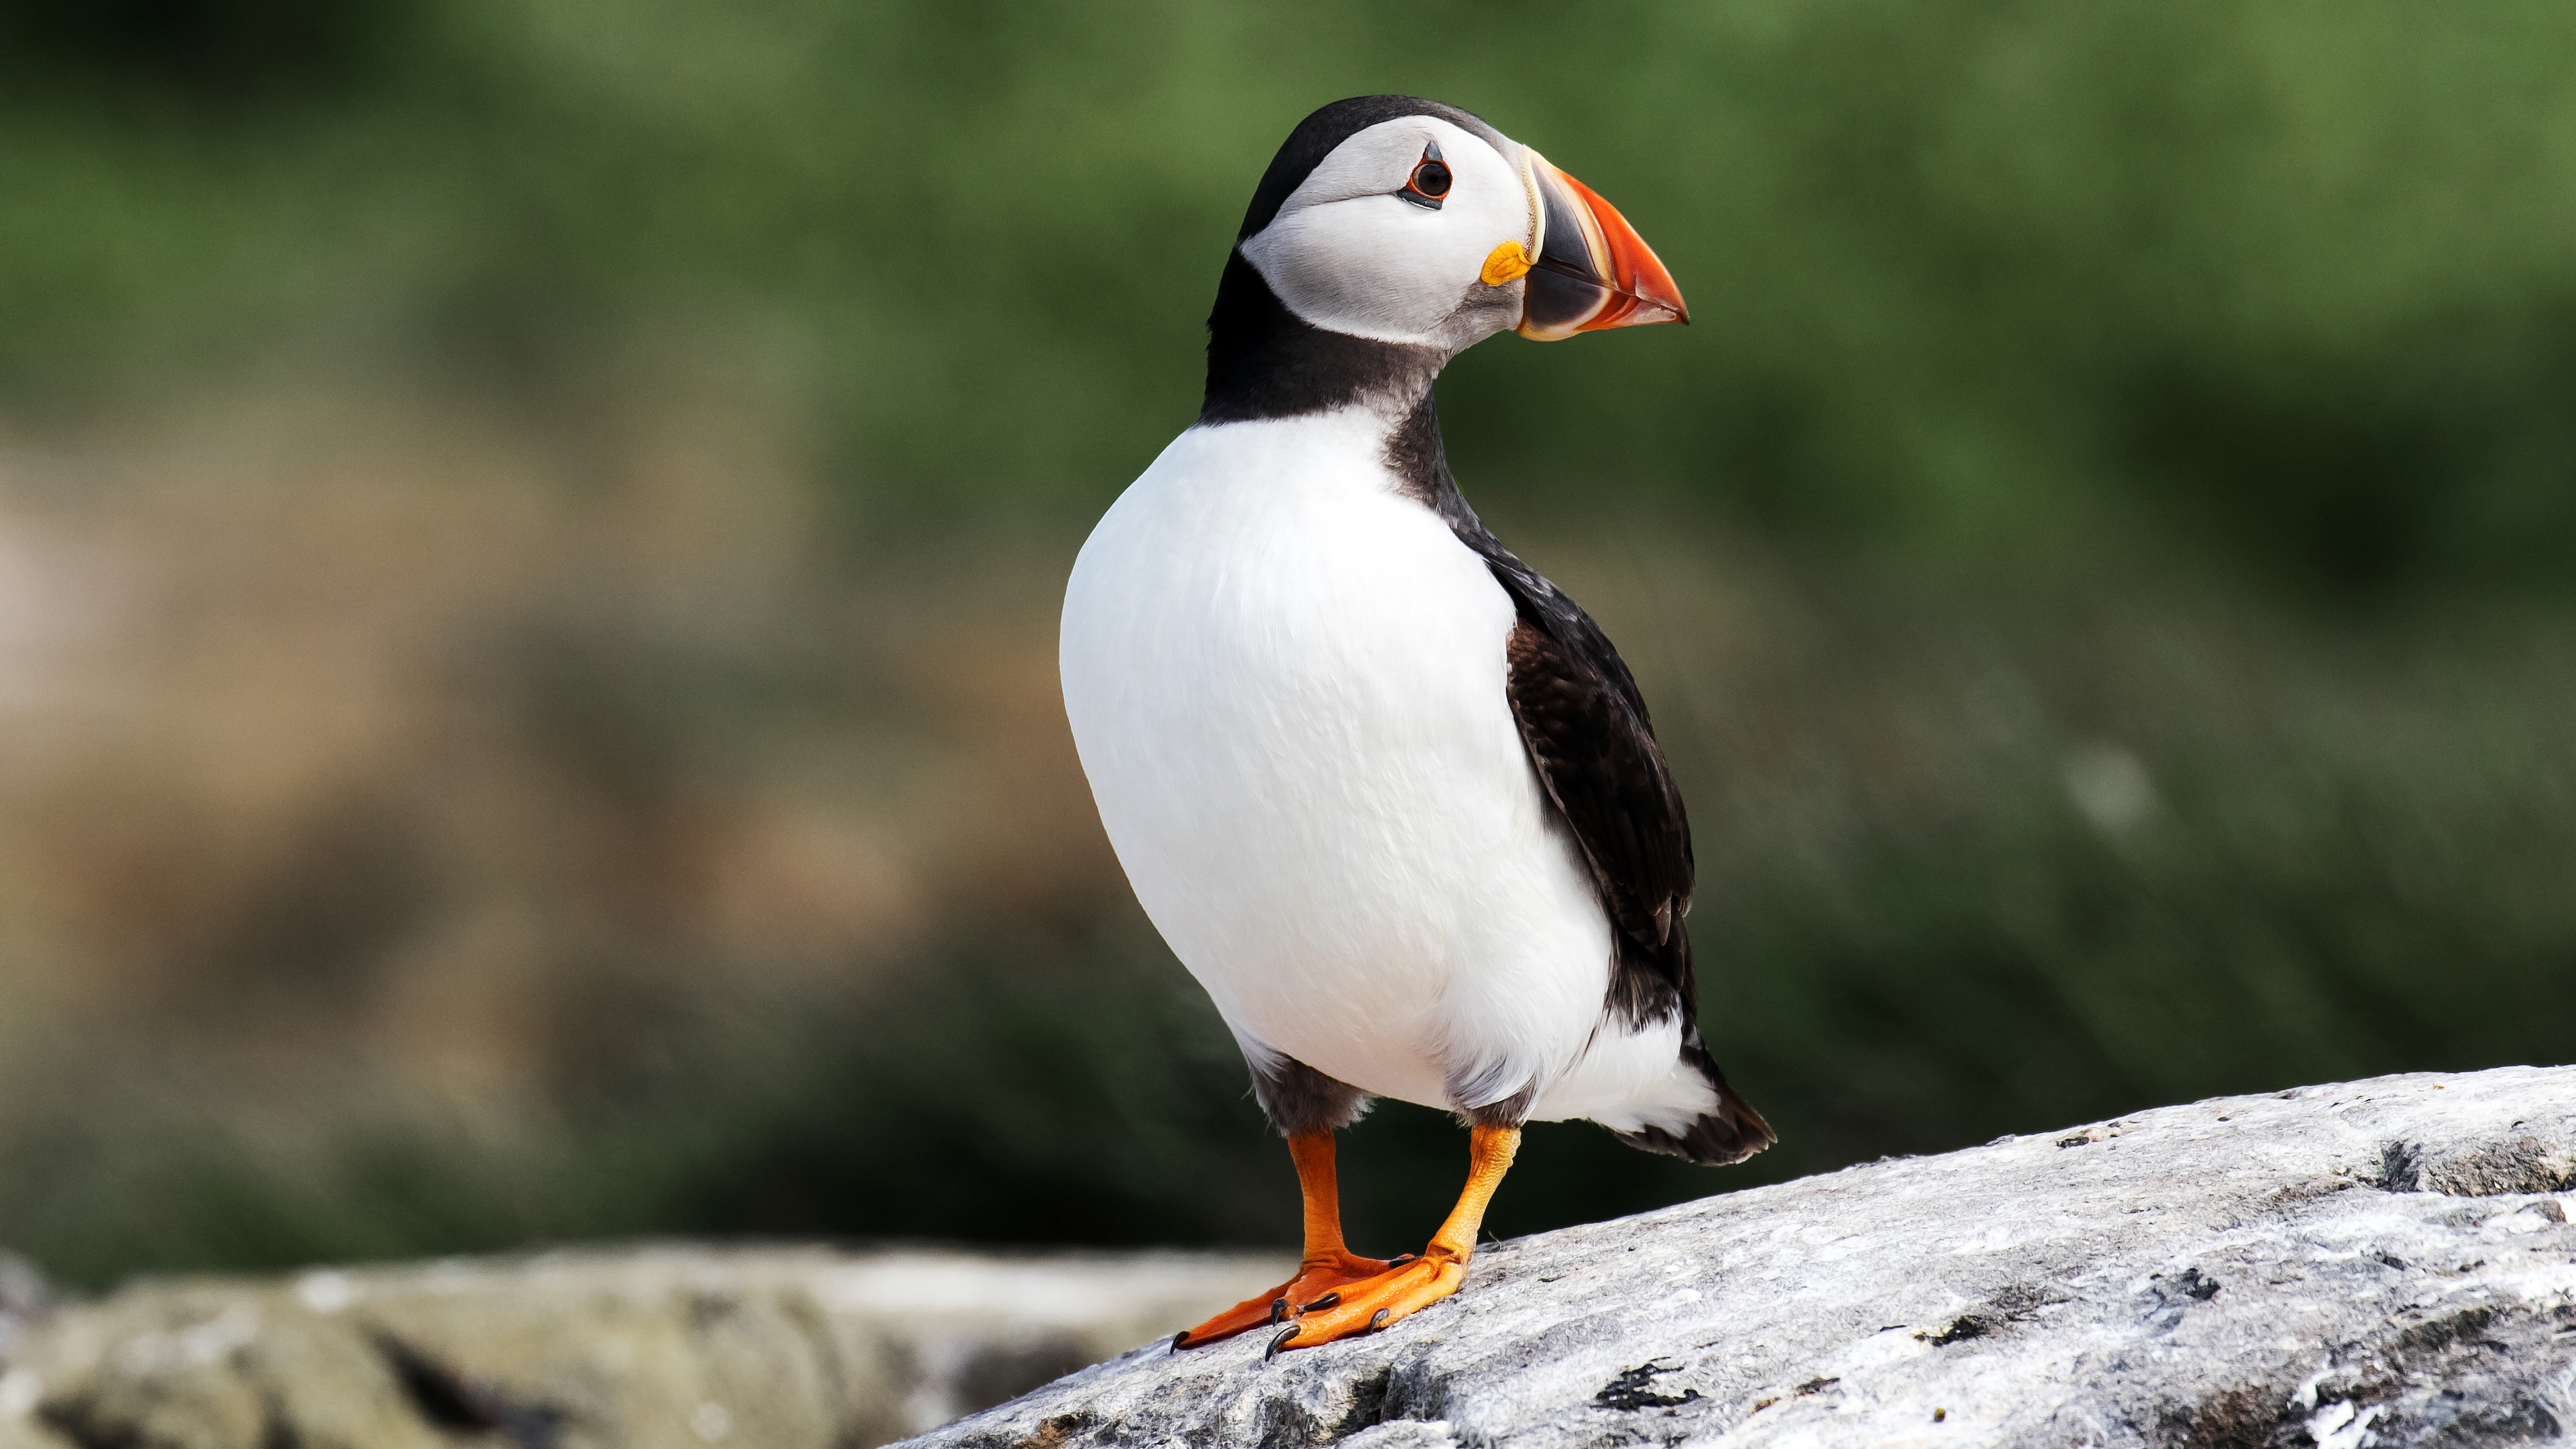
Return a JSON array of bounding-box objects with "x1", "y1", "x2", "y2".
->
[
  {"x1": 1382, "y1": 397, "x2": 1771, "y2": 1163},
  {"x1": 1478, "y1": 547, "x2": 1696, "y2": 1030},
  {"x1": 1478, "y1": 540, "x2": 1774, "y2": 1165}
]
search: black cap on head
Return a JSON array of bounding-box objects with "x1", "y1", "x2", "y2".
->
[
  {"x1": 1203, "y1": 96, "x2": 1512, "y2": 425},
  {"x1": 1234, "y1": 95, "x2": 1510, "y2": 241}
]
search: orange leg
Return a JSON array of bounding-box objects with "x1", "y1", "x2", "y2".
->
[
  {"x1": 1173, "y1": 1132, "x2": 1396, "y2": 1349},
  {"x1": 1266, "y1": 1123, "x2": 1519, "y2": 1355}
]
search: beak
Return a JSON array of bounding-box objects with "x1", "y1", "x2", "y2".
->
[{"x1": 1514, "y1": 149, "x2": 1689, "y2": 341}]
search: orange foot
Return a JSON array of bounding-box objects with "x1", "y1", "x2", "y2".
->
[
  {"x1": 1170, "y1": 1248, "x2": 1406, "y2": 1350},
  {"x1": 1267, "y1": 1122, "x2": 1520, "y2": 1356},
  {"x1": 1260, "y1": 1248, "x2": 1464, "y2": 1356}
]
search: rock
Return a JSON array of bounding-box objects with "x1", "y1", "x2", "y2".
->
[
  {"x1": 0, "y1": 1246, "x2": 1284, "y2": 1449},
  {"x1": 0, "y1": 1254, "x2": 46, "y2": 1355},
  {"x1": 907, "y1": 1067, "x2": 2576, "y2": 1448},
  {"x1": 6, "y1": 1070, "x2": 2570, "y2": 1449}
]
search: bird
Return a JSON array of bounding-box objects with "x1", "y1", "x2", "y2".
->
[{"x1": 1058, "y1": 95, "x2": 1774, "y2": 1357}]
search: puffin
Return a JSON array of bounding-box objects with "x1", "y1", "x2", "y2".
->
[{"x1": 1059, "y1": 95, "x2": 1774, "y2": 1357}]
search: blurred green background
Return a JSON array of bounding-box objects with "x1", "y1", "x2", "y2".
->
[{"x1": 0, "y1": 0, "x2": 2572, "y2": 1290}]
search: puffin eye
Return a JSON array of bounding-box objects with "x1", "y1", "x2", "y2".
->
[{"x1": 1399, "y1": 142, "x2": 1450, "y2": 210}]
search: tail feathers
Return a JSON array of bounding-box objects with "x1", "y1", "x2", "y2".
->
[{"x1": 1614, "y1": 1044, "x2": 1776, "y2": 1167}]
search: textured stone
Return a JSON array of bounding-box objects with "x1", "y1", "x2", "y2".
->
[
  {"x1": 0, "y1": 1247, "x2": 1283, "y2": 1449},
  {"x1": 907, "y1": 1067, "x2": 2576, "y2": 1448},
  {"x1": 5, "y1": 1069, "x2": 2570, "y2": 1449}
]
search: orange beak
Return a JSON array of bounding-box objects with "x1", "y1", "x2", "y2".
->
[{"x1": 1515, "y1": 149, "x2": 1689, "y2": 341}]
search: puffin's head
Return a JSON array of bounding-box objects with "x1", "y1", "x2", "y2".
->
[{"x1": 1230, "y1": 95, "x2": 1687, "y2": 353}]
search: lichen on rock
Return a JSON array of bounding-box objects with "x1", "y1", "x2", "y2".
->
[
  {"x1": 906, "y1": 1067, "x2": 2576, "y2": 1448},
  {"x1": 1, "y1": 1070, "x2": 2568, "y2": 1448}
]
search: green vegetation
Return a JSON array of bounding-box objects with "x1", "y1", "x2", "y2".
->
[
  {"x1": 12, "y1": 0, "x2": 2576, "y2": 588},
  {"x1": 1, "y1": 0, "x2": 2572, "y2": 1284}
]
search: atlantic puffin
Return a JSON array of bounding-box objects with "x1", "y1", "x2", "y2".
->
[{"x1": 1059, "y1": 95, "x2": 1774, "y2": 1356}]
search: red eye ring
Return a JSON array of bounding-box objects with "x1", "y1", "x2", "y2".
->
[{"x1": 1398, "y1": 142, "x2": 1450, "y2": 210}]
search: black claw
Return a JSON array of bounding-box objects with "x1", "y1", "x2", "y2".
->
[
  {"x1": 1265, "y1": 1325, "x2": 1300, "y2": 1361},
  {"x1": 1389, "y1": 1253, "x2": 1418, "y2": 1268},
  {"x1": 1169, "y1": 1330, "x2": 1190, "y2": 1354},
  {"x1": 1300, "y1": 1291, "x2": 1341, "y2": 1313},
  {"x1": 1369, "y1": 1308, "x2": 1392, "y2": 1331},
  {"x1": 1267, "y1": 1297, "x2": 1288, "y2": 1325}
]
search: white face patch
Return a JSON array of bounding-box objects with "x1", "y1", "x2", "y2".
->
[{"x1": 1238, "y1": 116, "x2": 1537, "y2": 348}]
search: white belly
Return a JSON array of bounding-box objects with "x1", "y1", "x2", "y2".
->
[{"x1": 1059, "y1": 410, "x2": 1623, "y2": 1115}]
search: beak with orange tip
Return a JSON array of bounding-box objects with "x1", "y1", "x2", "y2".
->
[{"x1": 1510, "y1": 149, "x2": 1688, "y2": 341}]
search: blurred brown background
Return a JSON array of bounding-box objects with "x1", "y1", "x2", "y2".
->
[{"x1": 1, "y1": 0, "x2": 2572, "y2": 1290}]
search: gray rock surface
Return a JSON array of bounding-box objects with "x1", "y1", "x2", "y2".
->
[
  {"x1": 0, "y1": 1246, "x2": 1284, "y2": 1449},
  {"x1": 910, "y1": 1067, "x2": 2576, "y2": 1448}
]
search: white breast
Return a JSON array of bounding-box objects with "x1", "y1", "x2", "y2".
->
[{"x1": 1059, "y1": 409, "x2": 1619, "y2": 1114}]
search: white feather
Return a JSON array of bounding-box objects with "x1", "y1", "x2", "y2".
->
[
  {"x1": 1238, "y1": 117, "x2": 1534, "y2": 348},
  {"x1": 1060, "y1": 408, "x2": 1719, "y2": 1134}
]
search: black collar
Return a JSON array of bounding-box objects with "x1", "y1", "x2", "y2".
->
[{"x1": 1198, "y1": 254, "x2": 1444, "y2": 424}]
